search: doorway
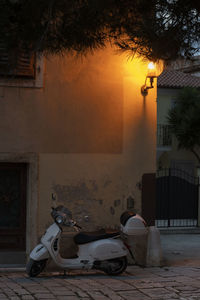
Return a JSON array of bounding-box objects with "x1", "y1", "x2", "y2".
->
[{"x1": 0, "y1": 163, "x2": 27, "y2": 251}]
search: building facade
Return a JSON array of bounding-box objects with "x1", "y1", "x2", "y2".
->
[
  {"x1": 0, "y1": 48, "x2": 159, "y2": 263},
  {"x1": 157, "y1": 69, "x2": 200, "y2": 175}
]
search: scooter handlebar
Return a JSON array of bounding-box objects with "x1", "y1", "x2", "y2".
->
[
  {"x1": 51, "y1": 207, "x2": 82, "y2": 229},
  {"x1": 75, "y1": 223, "x2": 82, "y2": 230},
  {"x1": 70, "y1": 220, "x2": 82, "y2": 230}
]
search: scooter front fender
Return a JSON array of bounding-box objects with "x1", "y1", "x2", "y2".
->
[{"x1": 30, "y1": 244, "x2": 50, "y2": 261}]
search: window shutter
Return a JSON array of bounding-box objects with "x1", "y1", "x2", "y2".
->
[{"x1": 0, "y1": 42, "x2": 35, "y2": 79}]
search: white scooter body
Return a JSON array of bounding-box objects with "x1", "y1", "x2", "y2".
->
[{"x1": 30, "y1": 222, "x2": 127, "y2": 270}]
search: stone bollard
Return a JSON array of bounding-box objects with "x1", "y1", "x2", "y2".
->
[
  {"x1": 126, "y1": 230, "x2": 148, "y2": 266},
  {"x1": 146, "y1": 226, "x2": 163, "y2": 266}
]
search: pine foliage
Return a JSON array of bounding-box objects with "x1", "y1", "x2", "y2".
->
[{"x1": 0, "y1": 0, "x2": 199, "y2": 61}]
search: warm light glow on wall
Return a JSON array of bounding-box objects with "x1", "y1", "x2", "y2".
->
[
  {"x1": 123, "y1": 59, "x2": 163, "y2": 79},
  {"x1": 123, "y1": 58, "x2": 163, "y2": 98},
  {"x1": 123, "y1": 58, "x2": 148, "y2": 84}
]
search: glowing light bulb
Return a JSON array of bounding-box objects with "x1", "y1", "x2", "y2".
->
[
  {"x1": 147, "y1": 62, "x2": 156, "y2": 77},
  {"x1": 148, "y1": 62, "x2": 155, "y2": 70}
]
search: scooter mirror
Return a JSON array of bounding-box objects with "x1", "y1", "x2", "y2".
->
[{"x1": 55, "y1": 215, "x2": 63, "y2": 224}]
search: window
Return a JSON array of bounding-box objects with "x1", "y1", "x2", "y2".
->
[
  {"x1": 0, "y1": 43, "x2": 36, "y2": 79},
  {"x1": 171, "y1": 97, "x2": 177, "y2": 108},
  {"x1": 0, "y1": 43, "x2": 44, "y2": 88}
]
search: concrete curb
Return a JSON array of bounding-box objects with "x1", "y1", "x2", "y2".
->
[{"x1": 0, "y1": 265, "x2": 26, "y2": 272}]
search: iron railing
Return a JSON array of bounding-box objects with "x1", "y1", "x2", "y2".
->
[
  {"x1": 157, "y1": 124, "x2": 172, "y2": 147},
  {"x1": 156, "y1": 168, "x2": 199, "y2": 227}
]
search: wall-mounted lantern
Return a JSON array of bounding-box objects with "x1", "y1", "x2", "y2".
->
[{"x1": 141, "y1": 62, "x2": 157, "y2": 96}]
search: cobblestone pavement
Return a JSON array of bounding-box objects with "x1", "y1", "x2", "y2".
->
[{"x1": 1, "y1": 265, "x2": 200, "y2": 300}]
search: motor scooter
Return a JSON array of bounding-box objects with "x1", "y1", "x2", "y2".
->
[{"x1": 27, "y1": 205, "x2": 146, "y2": 277}]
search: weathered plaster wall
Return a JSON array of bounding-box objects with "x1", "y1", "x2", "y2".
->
[
  {"x1": 38, "y1": 50, "x2": 158, "y2": 235},
  {"x1": 0, "y1": 47, "x2": 158, "y2": 240},
  {"x1": 0, "y1": 51, "x2": 123, "y2": 153}
]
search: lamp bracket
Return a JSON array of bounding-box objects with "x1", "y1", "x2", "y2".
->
[{"x1": 141, "y1": 76, "x2": 156, "y2": 96}]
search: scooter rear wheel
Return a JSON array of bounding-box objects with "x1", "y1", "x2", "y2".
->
[
  {"x1": 104, "y1": 256, "x2": 127, "y2": 275},
  {"x1": 26, "y1": 259, "x2": 47, "y2": 277}
]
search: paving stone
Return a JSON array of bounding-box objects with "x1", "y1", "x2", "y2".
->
[
  {"x1": 34, "y1": 294, "x2": 56, "y2": 299},
  {"x1": 180, "y1": 292, "x2": 200, "y2": 296},
  {"x1": 160, "y1": 281, "x2": 184, "y2": 287},
  {"x1": 165, "y1": 286, "x2": 180, "y2": 293},
  {"x1": 2, "y1": 266, "x2": 200, "y2": 299},
  {"x1": 0, "y1": 284, "x2": 7, "y2": 288},
  {"x1": 96, "y1": 288, "x2": 122, "y2": 300},
  {"x1": 15, "y1": 289, "x2": 30, "y2": 295},
  {"x1": 118, "y1": 290, "x2": 150, "y2": 300},
  {"x1": 153, "y1": 271, "x2": 178, "y2": 278},
  {"x1": 52, "y1": 290, "x2": 77, "y2": 296},
  {"x1": 56, "y1": 297, "x2": 80, "y2": 300},
  {"x1": 142, "y1": 288, "x2": 179, "y2": 299},
  {"x1": 87, "y1": 291, "x2": 110, "y2": 299},
  {"x1": 176, "y1": 285, "x2": 199, "y2": 291},
  {"x1": 21, "y1": 296, "x2": 35, "y2": 300},
  {"x1": 76, "y1": 291, "x2": 89, "y2": 297},
  {"x1": 3, "y1": 290, "x2": 16, "y2": 296},
  {"x1": 5, "y1": 285, "x2": 20, "y2": 290},
  {"x1": 1, "y1": 291, "x2": 15, "y2": 297},
  {"x1": 103, "y1": 292, "x2": 123, "y2": 300},
  {"x1": 174, "y1": 276, "x2": 195, "y2": 283},
  {"x1": 26, "y1": 288, "x2": 49, "y2": 293},
  {"x1": 132, "y1": 281, "x2": 164, "y2": 288},
  {"x1": 97, "y1": 280, "x2": 135, "y2": 291},
  {"x1": 86, "y1": 296, "x2": 109, "y2": 300}
]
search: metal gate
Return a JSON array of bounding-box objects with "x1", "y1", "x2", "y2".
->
[{"x1": 156, "y1": 168, "x2": 199, "y2": 227}]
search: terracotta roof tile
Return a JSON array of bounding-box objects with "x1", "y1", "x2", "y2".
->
[{"x1": 157, "y1": 70, "x2": 200, "y2": 88}]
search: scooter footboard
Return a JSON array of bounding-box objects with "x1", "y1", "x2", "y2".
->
[
  {"x1": 30, "y1": 244, "x2": 50, "y2": 261},
  {"x1": 85, "y1": 238, "x2": 127, "y2": 261}
]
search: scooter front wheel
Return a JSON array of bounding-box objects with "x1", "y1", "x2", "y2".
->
[
  {"x1": 104, "y1": 256, "x2": 127, "y2": 276},
  {"x1": 26, "y1": 259, "x2": 47, "y2": 277}
]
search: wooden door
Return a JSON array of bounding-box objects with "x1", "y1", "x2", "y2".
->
[
  {"x1": 142, "y1": 173, "x2": 156, "y2": 226},
  {"x1": 0, "y1": 163, "x2": 27, "y2": 250}
]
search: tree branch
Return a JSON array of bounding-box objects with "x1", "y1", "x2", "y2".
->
[{"x1": 191, "y1": 148, "x2": 200, "y2": 164}]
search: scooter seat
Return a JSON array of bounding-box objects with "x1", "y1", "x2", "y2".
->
[{"x1": 74, "y1": 231, "x2": 120, "y2": 245}]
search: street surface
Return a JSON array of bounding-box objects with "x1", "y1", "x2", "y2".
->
[
  {"x1": 1, "y1": 233, "x2": 200, "y2": 300},
  {"x1": 160, "y1": 233, "x2": 200, "y2": 267},
  {"x1": 1, "y1": 265, "x2": 200, "y2": 300}
]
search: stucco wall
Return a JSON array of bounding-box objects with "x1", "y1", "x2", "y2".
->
[
  {"x1": 37, "y1": 50, "x2": 157, "y2": 235},
  {"x1": 0, "y1": 51, "x2": 124, "y2": 153},
  {"x1": 0, "y1": 47, "x2": 158, "y2": 240},
  {"x1": 157, "y1": 88, "x2": 179, "y2": 124}
]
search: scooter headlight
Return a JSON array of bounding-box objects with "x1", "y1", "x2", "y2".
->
[{"x1": 55, "y1": 215, "x2": 63, "y2": 224}]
